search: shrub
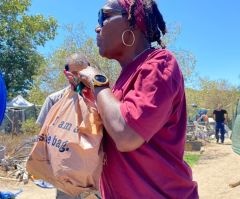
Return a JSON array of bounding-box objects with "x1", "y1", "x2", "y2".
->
[{"x1": 20, "y1": 118, "x2": 40, "y2": 135}]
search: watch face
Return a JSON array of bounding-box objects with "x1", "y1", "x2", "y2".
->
[{"x1": 95, "y1": 74, "x2": 107, "y2": 83}]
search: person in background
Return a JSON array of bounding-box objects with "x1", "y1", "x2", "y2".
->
[
  {"x1": 36, "y1": 87, "x2": 66, "y2": 127},
  {"x1": 65, "y1": 0, "x2": 198, "y2": 198},
  {"x1": 36, "y1": 53, "x2": 94, "y2": 199},
  {"x1": 213, "y1": 104, "x2": 228, "y2": 144},
  {"x1": 0, "y1": 72, "x2": 7, "y2": 125},
  {"x1": 36, "y1": 53, "x2": 90, "y2": 126}
]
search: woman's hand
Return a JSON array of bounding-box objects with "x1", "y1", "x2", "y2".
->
[
  {"x1": 64, "y1": 66, "x2": 100, "y2": 90},
  {"x1": 78, "y1": 66, "x2": 101, "y2": 89}
]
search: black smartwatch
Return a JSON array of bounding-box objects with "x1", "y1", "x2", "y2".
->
[{"x1": 92, "y1": 74, "x2": 109, "y2": 88}]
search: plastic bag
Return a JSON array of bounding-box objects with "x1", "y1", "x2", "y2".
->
[{"x1": 26, "y1": 88, "x2": 103, "y2": 196}]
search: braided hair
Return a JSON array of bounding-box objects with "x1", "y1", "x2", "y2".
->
[{"x1": 128, "y1": 0, "x2": 167, "y2": 48}]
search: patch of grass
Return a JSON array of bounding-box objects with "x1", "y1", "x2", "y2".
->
[{"x1": 184, "y1": 153, "x2": 200, "y2": 167}]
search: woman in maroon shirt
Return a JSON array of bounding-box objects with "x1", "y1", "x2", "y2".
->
[{"x1": 65, "y1": 0, "x2": 198, "y2": 198}]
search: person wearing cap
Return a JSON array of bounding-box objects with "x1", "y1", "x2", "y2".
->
[
  {"x1": 65, "y1": 0, "x2": 198, "y2": 198},
  {"x1": 36, "y1": 53, "x2": 90, "y2": 127}
]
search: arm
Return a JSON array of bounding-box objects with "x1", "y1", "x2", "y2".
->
[
  {"x1": 92, "y1": 62, "x2": 179, "y2": 152},
  {"x1": 224, "y1": 111, "x2": 228, "y2": 123},
  {"x1": 64, "y1": 68, "x2": 144, "y2": 152},
  {"x1": 213, "y1": 111, "x2": 216, "y2": 121},
  {"x1": 36, "y1": 89, "x2": 65, "y2": 127},
  {"x1": 36, "y1": 97, "x2": 54, "y2": 127},
  {"x1": 65, "y1": 52, "x2": 178, "y2": 152},
  {"x1": 94, "y1": 87, "x2": 144, "y2": 152}
]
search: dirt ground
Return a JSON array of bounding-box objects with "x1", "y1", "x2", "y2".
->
[
  {"x1": 192, "y1": 138, "x2": 240, "y2": 199},
  {"x1": 1, "y1": 138, "x2": 240, "y2": 199}
]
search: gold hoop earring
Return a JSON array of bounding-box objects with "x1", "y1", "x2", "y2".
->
[{"x1": 122, "y1": 30, "x2": 135, "y2": 47}]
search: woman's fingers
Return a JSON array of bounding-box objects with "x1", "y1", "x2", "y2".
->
[
  {"x1": 78, "y1": 73, "x2": 92, "y2": 88},
  {"x1": 79, "y1": 66, "x2": 99, "y2": 80},
  {"x1": 64, "y1": 66, "x2": 100, "y2": 89}
]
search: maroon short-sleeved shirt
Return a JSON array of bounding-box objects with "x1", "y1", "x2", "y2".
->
[{"x1": 100, "y1": 49, "x2": 198, "y2": 199}]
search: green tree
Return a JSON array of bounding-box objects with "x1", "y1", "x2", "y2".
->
[
  {"x1": 174, "y1": 49, "x2": 196, "y2": 86},
  {"x1": 0, "y1": 0, "x2": 57, "y2": 97},
  {"x1": 163, "y1": 24, "x2": 197, "y2": 86},
  {"x1": 199, "y1": 78, "x2": 240, "y2": 118}
]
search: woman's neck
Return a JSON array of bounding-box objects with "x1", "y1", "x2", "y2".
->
[{"x1": 118, "y1": 44, "x2": 151, "y2": 68}]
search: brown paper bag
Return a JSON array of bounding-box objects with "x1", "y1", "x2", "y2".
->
[{"x1": 26, "y1": 88, "x2": 103, "y2": 197}]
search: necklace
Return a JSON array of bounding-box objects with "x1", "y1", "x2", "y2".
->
[{"x1": 132, "y1": 47, "x2": 151, "y2": 62}]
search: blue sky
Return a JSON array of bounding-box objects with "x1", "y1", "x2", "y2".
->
[{"x1": 29, "y1": 0, "x2": 240, "y2": 86}]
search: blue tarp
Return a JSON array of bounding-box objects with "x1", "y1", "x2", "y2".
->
[
  {"x1": 0, "y1": 73, "x2": 7, "y2": 125},
  {"x1": 197, "y1": 109, "x2": 208, "y2": 116}
]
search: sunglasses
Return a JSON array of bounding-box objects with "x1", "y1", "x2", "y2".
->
[
  {"x1": 98, "y1": 8, "x2": 127, "y2": 27},
  {"x1": 65, "y1": 64, "x2": 69, "y2": 71}
]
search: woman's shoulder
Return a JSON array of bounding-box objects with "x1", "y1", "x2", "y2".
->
[
  {"x1": 142, "y1": 48, "x2": 182, "y2": 83},
  {"x1": 146, "y1": 48, "x2": 176, "y2": 62},
  {"x1": 143, "y1": 48, "x2": 179, "y2": 71}
]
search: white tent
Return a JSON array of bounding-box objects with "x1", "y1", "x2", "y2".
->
[
  {"x1": 7, "y1": 95, "x2": 34, "y2": 108},
  {"x1": 0, "y1": 96, "x2": 36, "y2": 133}
]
